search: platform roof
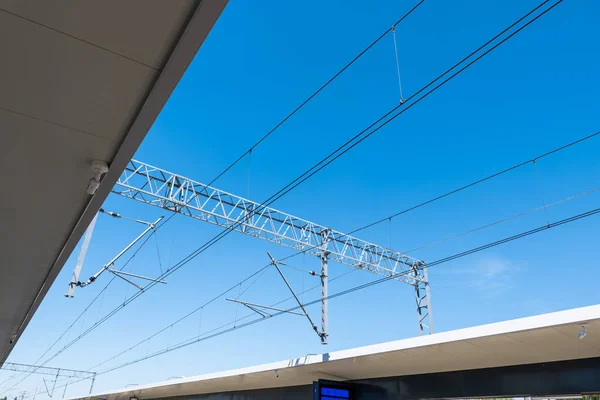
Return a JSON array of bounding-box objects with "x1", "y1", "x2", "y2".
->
[
  {"x1": 76, "y1": 304, "x2": 600, "y2": 400},
  {"x1": 0, "y1": 0, "x2": 227, "y2": 363}
]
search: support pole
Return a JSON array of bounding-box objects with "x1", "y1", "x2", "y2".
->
[
  {"x1": 50, "y1": 369, "x2": 59, "y2": 398},
  {"x1": 412, "y1": 264, "x2": 433, "y2": 335},
  {"x1": 319, "y1": 230, "x2": 330, "y2": 345},
  {"x1": 43, "y1": 379, "x2": 51, "y2": 397},
  {"x1": 62, "y1": 379, "x2": 69, "y2": 399},
  {"x1": 423, "y1": 266, "x2": 433, "y2": 333},
  {"x1": 89, "y1": 374, "x2": 96, "y2": 395},
  {"x1": 320, "y1": 255, "x2": 328, "y2": 344}
]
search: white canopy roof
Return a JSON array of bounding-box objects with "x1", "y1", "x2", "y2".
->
[
  {"x1": 0, "y1": 0, "x2": 227, "y2": 362},
  {"x1": 78, "y1": 304, "x2": 600, "y2": 400}
]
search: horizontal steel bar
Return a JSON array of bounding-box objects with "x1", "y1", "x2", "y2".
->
[
  {"x1": 226, "y1": 298, "x2": 306, "y2": 316},
  {"x1": 108, "y1": 269, "x2": 166, "y2": 284},
  {"x1": 0, "y1": 362, "x2": 95, "y2": 378}
]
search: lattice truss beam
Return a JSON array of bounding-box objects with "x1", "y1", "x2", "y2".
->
[
  {"x1": 0, "y1": 362, "x2": 95, "y2": 379},
  {"x1": 114, "y1": 160, "x2": 426, "y2": 282}
]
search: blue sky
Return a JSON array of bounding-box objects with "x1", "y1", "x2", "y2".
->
[{"x1": 3, "y1": 0, "x2": 600, "y2": 398}]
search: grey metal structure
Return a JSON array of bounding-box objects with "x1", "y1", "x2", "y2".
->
[
  {"x1": 413, "y1": 267, "x2": 433, "y2": 334},
  {"x1": 269, "y1": 253, "x2": 325, "y2": 343},
  {"x1": 112, "y1": 159, "x2": 433, "y2": 335},
  {"x1": 0, "y1": 362, "x2": 95, "y2": 380},
  {"x1": 227, "y1": 253, "x2": 325, "y2": 342},
  {"x1": 1, "y1": 362, "x2": 97, "y2": 396},
  {"x1": 225, "y1": 299, "x2": 305, "y2": 317},
  {"x1": 319, "y1": 231, "x2": 330, "y2": 344},
  {"x1": 66, "y1": 216, "x2": 165, "y2": 294}
]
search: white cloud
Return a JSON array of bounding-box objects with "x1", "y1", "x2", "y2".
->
[
  {"x1": 436, "y1": 255, "x2": 519, "y2": 297},
  {"x1": 469, "y1": 256, "x2": 517, "y2": 296}
]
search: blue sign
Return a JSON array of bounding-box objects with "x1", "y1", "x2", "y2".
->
[{"x1": 313, "y1": 380, "x2": 352, "y2": 400}]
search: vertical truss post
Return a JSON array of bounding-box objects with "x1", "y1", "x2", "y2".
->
[
  {"x1": 319, "y1": 229, "x2": 330, "y2": 345},
  {"x1": 412, "y1": 264, "x2": 433, "y2": 335},
  {"x1": 50, "y1": 369, "x2": 59, "y2": 398},
  {"x1": 61, "y1": 379, "x2": 69, "y2": 399},
  {"x1": 89, "y1": 373, "x2": 97, "y2": 394},
  {"x1": 43, "y1": 379, "x2": 51, "y2": 397}
]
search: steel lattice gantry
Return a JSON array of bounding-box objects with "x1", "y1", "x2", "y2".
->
[
  {"x1": 0, "y1": 362, "x2": 94, "y2": 379},
  {"x1": 1, "y1": 362, "x2": 97, "y2": 396},
  {"x1": 111, "y1": 159, "x2": 433, "y2": 339}
]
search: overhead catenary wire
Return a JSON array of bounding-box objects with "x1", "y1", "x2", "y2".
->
[
  {"x1": 204, "y1": 1, "x2": 425, "y2": 188},
  {"x1": 533, "y1": 160, "x2": 551, "y2": 226},
  {"x1": 17, "y1": 2, "x2": 573, "y2": 393},
  {"x1": 12, "y1": 4, "x2": 428, "y2": 378},
  {"x1": 49, "y1": 190, "x2": 600, "y2": 394},
  {"x1": 154, "y1": 233, "x2": 164, "y2": 275},
  {"x1": 1, "y1": 218, "x2": 163, "y2": 390},
  {"x1": 77, "y1": 183, "x2": 600, "y2": 389},
  {"x1": 87, "y1": 264, "x2": 272, "y2": 371},
  {"x1": 402, "y1": 186, "x2": 600, "y2": 254},
  {"x1": 31, "y1": 209, "x2": 186, "y2": 362},
  {"x1": 30, "y1": 0, "x2": 562, "y2": 370},
  {"x1": 426, "y1": 207, "x2": 600, "y2": 266},
  {"x1": 66, "y1": 202, "x2": 600, "y2": 383},
  {"x1": 10, "y1": 185, "x2": 213, "y2": 389},
  {"x1": 391, "y1": 26, "x2": 405, "y2": 103},
  {"x1": 6, "y1": 212, "x2": 187, "y2": 394},
  {"x1": 42, "y1": 265, "x2": 277, "y2": 390},
  {"x1": 349, "y1": 129, "x2": 600, "y2": 235},
  {"x1": 147, "y1": 0, "x2": 564, "y2": 290},
  {"x1": 87, "y1": 267, "x2": 357, "y2": 374},
  {"x1": 53, "y1": 178, "x2": 595, "y2": 388},
  {"x1": 258, "y1": 0, "x2": 564, "y2": 218},
  {"x1": 81, "y1": 182, "x2": 600, "y2": 374},
  {"x1": 94, "y1": 288, "x2": 107, "y2": 325}
]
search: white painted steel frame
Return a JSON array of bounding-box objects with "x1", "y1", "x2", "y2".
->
[
  {"x1": 115, "y1": 161, "x2": 424, "y2": 278},
  {"x1": 112, "y1": 159, "x2": 432, "y2": 334}
]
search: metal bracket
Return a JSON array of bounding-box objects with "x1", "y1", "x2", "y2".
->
[
  {"x1": 225, "y1": 252, "x2": 326, "y2": 343},
  {"x1": 68, "y1": 216, "x2": 164, "y2": 294},
  {"x1": 108, "y1": 269, "x2": 167, "y2": 291},
  {"x1": 225, "y1": 298, "x2": 305, "y2": 317},
  {"x1": 268, "y1": 252, "x2": 325, "y2": 342}
]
